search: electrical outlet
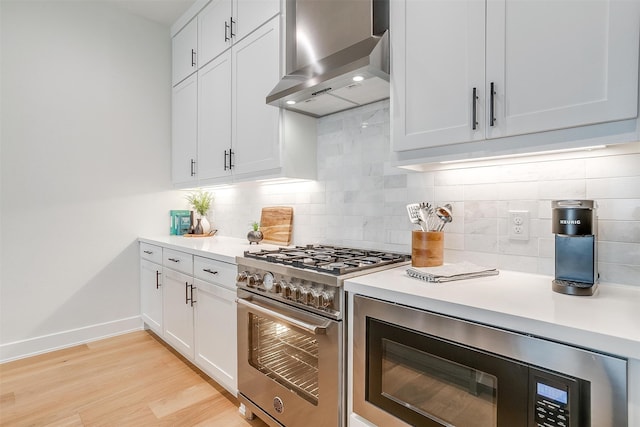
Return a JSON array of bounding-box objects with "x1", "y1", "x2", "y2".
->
[{"x1": 508, "y1": 210, "x2": 530, "y2": 241}]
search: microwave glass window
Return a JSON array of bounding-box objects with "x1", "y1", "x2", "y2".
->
[
  {"x1": 381, "y1": 339, "x2": 498, "y2": 427},
  {"x1": 248, "y1": 313, "x2": 319, "y2": 405}
]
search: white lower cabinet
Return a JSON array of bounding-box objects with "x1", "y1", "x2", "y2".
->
[
  {"x1": 194, "y1": 279, "x2": 237, "y2": 395},
  {"x1": 162, "y1": 267, "x2": 196, "y2": 359},
  {"x1": 140, "y1": 243, "x2": 163, "y2": 336},
  {"x1": 140, "y1": 259, "x2": 163, "y2": 336},
  {"x1": 139, "y1": 243, "x2": 238, "y2": 394}
]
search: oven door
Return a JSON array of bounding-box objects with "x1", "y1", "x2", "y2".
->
[
  {"x1": 353, "y1": 295, "x2": 528, "y2": 427},
  {"x1": 237, "y1": 289, "x2": 342, "y2": 427}
]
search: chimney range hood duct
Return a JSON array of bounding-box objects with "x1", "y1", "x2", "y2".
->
[{"x1": 266, "y1": 0, "x2": 390, "y2": 118}]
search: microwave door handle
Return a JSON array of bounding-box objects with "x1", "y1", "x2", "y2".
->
[{"x1": 237, "y1": 298, "x2": 329, "y2": 335}]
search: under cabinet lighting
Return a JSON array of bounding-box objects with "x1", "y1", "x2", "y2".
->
[
  {"x1": 440, "y1": 145, "x2": 607, "y2": 164},
  {"x1": 286, "y1": 100, "x2": 296, "y2": 105},
  {"x1": 352, "y1": 75, "x2": 364, "y2": 82}
]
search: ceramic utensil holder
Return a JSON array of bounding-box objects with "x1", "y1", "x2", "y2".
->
[{"x1": 412, "y1": 231, "x2": 444, "y2": 267}]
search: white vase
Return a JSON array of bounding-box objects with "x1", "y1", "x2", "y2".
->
[{"x1": 200, "y1": 215, "x2": 211, "y2": 233}]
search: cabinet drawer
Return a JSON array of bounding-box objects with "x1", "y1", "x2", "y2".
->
[
  {"x1": 163, "y1": 248, "x2": 193, "y2": 275},
  {"x1": 194, "y1": 256, "x2": 236, "y2": 290},
  {"x1": 140, "y1": 242, "x2": 162, "y2": 264}
]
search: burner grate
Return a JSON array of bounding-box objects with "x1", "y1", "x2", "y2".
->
[{"x1": 244, "y1": 245, "x2": 410, "y2": 275}]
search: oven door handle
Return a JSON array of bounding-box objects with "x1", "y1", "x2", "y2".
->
[{"x1": 237, "y1": 298, "x2": 329, "y2": 335}]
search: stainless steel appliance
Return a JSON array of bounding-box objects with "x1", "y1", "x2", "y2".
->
[
  {"x1": 353, "y1": 295, "x2": 628, "y2": 427},
  {"x1": 552, "y1": 200, "x2": 599, "y2": 296},
  {"x1": 236, "y1": 245, "x2": 410, "y2": 427},
  {"x1": 266, "y1": 0, "x2": 390, "y2": 117}
]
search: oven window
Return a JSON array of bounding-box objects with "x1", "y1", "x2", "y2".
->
[
  {"x1": 249, "y1": 313, "x2": 319, "y2": 405},
  {"x1": 381, "y1": 339, "x2": 497, "y2": 426}
]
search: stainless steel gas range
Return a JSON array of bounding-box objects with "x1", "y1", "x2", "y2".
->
[{"x1": 235, "y1": 245, "x2": 410, "y2": 427}]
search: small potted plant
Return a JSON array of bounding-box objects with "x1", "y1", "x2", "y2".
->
[
  {"x1": 247, "y1": 221, "x2": 263, "y2": 244},
  {"x1": 185, "y1": 190, "x2": 214, "y2": 234}
]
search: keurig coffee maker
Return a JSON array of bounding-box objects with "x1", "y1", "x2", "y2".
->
[{"x1": 551, "y1": 200, "x2": 598, "y2": 296}]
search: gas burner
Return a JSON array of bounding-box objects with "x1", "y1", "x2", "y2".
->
[{"x1": 244, "y1": 244, "x2": 411, "y2": 276}]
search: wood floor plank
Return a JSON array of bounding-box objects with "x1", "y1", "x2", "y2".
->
[{"x1": 0, "y1": 331, "x2": 268, "y2": 427}]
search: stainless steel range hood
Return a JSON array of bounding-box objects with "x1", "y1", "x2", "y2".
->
[{"x1": 266, "y1": 0, "x2": 389, "y2": 118}]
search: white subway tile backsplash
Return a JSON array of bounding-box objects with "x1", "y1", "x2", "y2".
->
[
  {"x1": 598, "y1": 221, "x2": 640, "y2": 243},
  {"x1": 587, "y1": 176, "x2": 640, "y2": 199},
  {"x1": 585, "y1": 153, "x2": 640, "y2": 178},
  {"x1": 598, "y1": 241, "x2": 640, "y2": 264},
  {"x1": 498, "y1": 182, "x2": 539, "y2": 200},
  {"x1": 210, "y1": 100, "x2": 639, "y2": 286},
  {"x1": 538, "y1": 179, "x2": 586, "y2": 200},
  {"x1": 464, "y1": 183, "x2": 499, "y2": 201},
  {"x1": 596, "y1": 199, "x2": 640, "y2": 220},
  {"x1": 598, "y1": 263, "x2": 640, "y2": 286}
]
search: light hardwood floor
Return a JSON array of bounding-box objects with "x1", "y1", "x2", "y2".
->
[{"x1": 0, "y1": 330, "x2": 269, "y2": 426}]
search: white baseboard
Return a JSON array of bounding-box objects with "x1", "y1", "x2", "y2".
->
[{"x1": 0, "y1": 316, "x2": 143, "y2": 363}]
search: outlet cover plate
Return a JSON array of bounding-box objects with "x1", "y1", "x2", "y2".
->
[{"x1": 509, "y1": 210, "x2": 530, "y2": 240}]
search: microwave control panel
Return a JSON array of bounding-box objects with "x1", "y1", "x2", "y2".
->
[
  {"x1": 530, "y1": 369, "x2": 584, "y2": 427},
  {"x1": 534, "y1": 381, "x2": 570, "y2": 427}
]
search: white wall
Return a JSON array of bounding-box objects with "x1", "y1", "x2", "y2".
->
[
  {"x1": 210, "y1": 100, "x2": 640, "y2": 287},
  {"x1": 0, "y1": 1, "x2": 182, "y2": 361}
]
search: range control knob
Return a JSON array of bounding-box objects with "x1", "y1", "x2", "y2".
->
[
  {"x1": 247, "y1": 274, "x2": 263, "y2": 288},
  {"x1": 273, "y1": 279, "x2": 285, "y2": 294},
  {"x1": 236, "y1": 271, "x2": 249, "y2": 283}
]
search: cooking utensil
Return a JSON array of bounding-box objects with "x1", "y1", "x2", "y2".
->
[
  {"x1": 407, "y1": 203, "x2": 426, "y2": 231},
  {"x1": 435, "y1": 204, "x2": 453, "y2": 231}
]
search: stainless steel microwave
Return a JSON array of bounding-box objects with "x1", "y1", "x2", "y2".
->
[{"x1": 353, "y1": 295, "x2": 628, "y2": 427}]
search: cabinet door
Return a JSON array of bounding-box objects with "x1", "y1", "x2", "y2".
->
[
  {"x1": 486, "y1": 0, "x2": 639, "y2": 139},
  {"x1": 391, "y1": 0, "x2": 486, "y2": 151},
  {"x1": 194, "y1": 280, "x2": 237, "y2": 394},
  {"x1": 232, "y1": 16, "x2": 281, "y2": 177},
  {"x1": 198, "y1": 0, "x2": 233, "y2": 67},
  {"x1": 172, "y1": 18, "x2": 198, "y2": 86},
  {"x1": 140, "y1": 259, "x2": 163, "y2": 336},
  {"x1": 198, "y1": 51, "x2": 233, "y2": 182},
  {"x1": 233, "y1": 0, "x2": 280, "y2": 41},
  {"x1": 163, "y1": 268, "x2": 195, "y2": 359},
  {"x1": 172, "y1": 74, "x2": 198, "y2": 186}
]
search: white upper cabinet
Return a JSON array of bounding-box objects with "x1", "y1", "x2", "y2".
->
[
  {"x1": 172, "y1": 74, "x2": 198, "y2": 186},
  {"x1": 392, "y1": 0, "x2": 640, "y2": 152},
  {"x1": 198, "y1": 51, "x2": 233, "y2": 181},
  {"x1": 233, "y1": 0, "x2": 280, "y2": 42},
  {"x1": 391, "y1": 0, "x2": 486, "y2": 150},
  {"x1": 485, "y1": 0, "x2": 639, "y2": 139},
  {"x1": 171, "y1": 5, "x2": 316, "y2": 188},
  {"x1": 172, "y1": 18, "x2": 198, "y2": 86},
  {"x1": 198, "y1": 0, "x2": 233, "y2": 67},
  {"x1": 231, "y1": 17, "x2": 281, "y2": 177},
  {"x1": 198, "y1": 0, "x2": 280, "y2": 67}
]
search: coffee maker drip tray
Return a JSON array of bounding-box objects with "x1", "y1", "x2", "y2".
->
[{"x1": 552, "y1": 279, "x2": 599, "y2": 296}]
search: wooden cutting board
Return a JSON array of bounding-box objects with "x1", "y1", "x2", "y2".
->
[{"x1": 260, "y1": 206, "x2": 293, "y2": 245}]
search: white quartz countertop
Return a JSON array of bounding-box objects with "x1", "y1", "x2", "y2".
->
[
  {"x1": 138, "y1": 235, "x2": 282, "y2": 264},
  {"x1": 345, "y1": 267, "x2": 640, "y2": 360}
]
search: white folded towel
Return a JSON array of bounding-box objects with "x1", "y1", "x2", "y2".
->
[{"x1": 407, "y1": 262, "x2": 499, "y2": 283}]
